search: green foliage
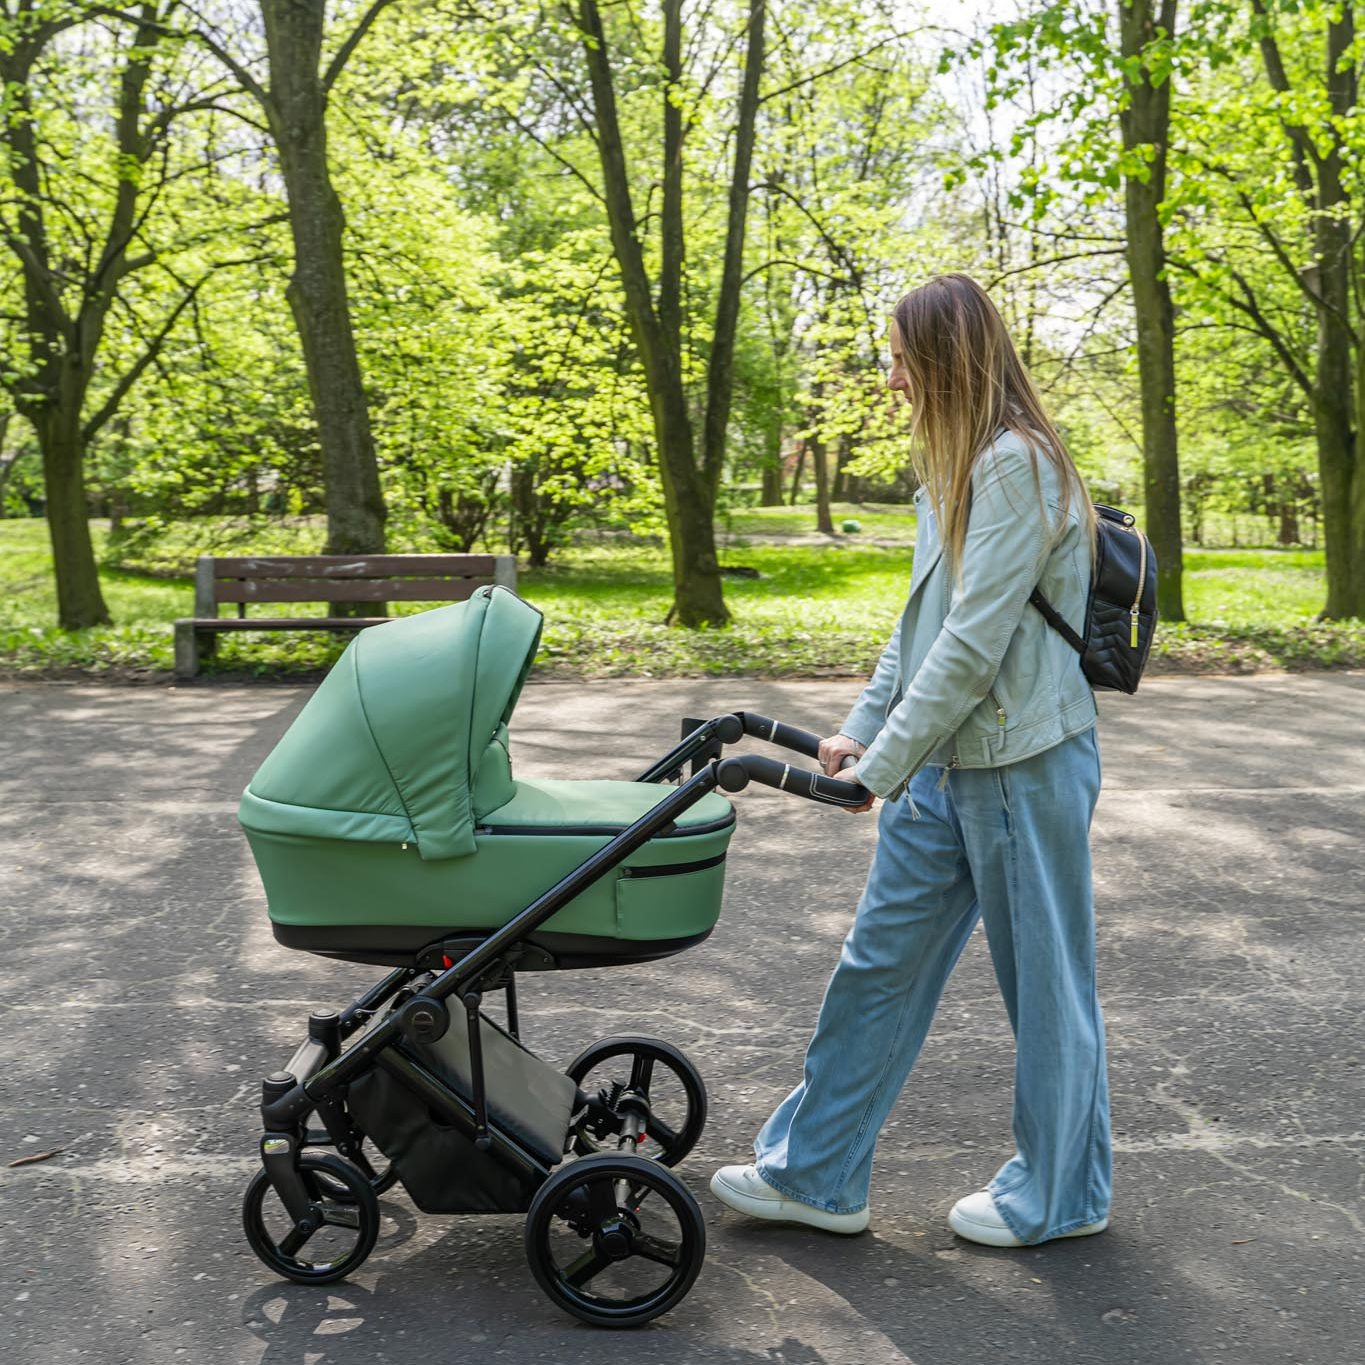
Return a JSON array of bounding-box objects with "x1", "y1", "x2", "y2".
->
[{"x1": 4, "y1": 0, "x2": 1362, "y2": 644}]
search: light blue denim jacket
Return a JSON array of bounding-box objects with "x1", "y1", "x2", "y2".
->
[{"x1": 844, "y1": 427, "x2": 1097, "y2": 802}]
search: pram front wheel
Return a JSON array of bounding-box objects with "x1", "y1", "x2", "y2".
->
[
  {"x1": 242, "y1": 1152, "x2": 380, "y2": 1285},
  {"x1": 524, "y1": 1153, "x2": 706, "y2": 1328},
  {"x1": 566, "y1": 1037, "x2": 707, "y2": 1167}
]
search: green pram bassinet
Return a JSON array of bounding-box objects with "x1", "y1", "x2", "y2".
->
[{"x1": 238, "y1": 587, "x2": 735, "y2": 969}]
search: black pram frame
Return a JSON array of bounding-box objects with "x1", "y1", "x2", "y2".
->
[{"x1": 243, "y1": 712, "x2": 869, "y2": 1328}]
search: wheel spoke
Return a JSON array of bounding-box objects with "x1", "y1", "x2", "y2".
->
[
  {"x1": 278, "y1": 1225, "x2": 313, "y2": 1258},
  {"x1": 647, "y1": 1117, "x2": 678, "y2": 1151},
  {"x1": 563, "y1": 1247, "x2": 612, "y2": 1288},
  {"x1": 633, "y1": 1233, "x2": 681, "y2": 1268},
  {"x1": 629, "y1": 1054, "x2": 655, "y2": 1093}
]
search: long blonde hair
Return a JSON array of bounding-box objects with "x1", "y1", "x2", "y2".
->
[{"x1": 891, "y1": 273, "x2": 1096, "y2": 575}]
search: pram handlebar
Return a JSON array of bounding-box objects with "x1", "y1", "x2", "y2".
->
[
  {"x1": 635, "y1": 710, "x2": 867, "y2": 788},
  {"x1": 730, "y1": 711, "x2": 822, "y2": 760},
  {"x1": 715, "y1": 753, "x2": 870, "y2": 806}
]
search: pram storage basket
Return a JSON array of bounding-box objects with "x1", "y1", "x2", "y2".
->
[
  {"x1": 348, "y1": 1009, "x2": 579, "y2": 1213},
  {"x1": 238, "y1": 589, "x2": 735, "y2": 967}
]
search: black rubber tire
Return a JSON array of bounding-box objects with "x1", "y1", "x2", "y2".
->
[
  {"x1": 242, "y1": 1152, "x2": 380, "y2": 1285},
  {"x1": 524, "y1": 1153, "x2": 706, "y2": 1328},
  {"x1": 565, "y1": 1036, "x2": 707, "y2": 1167}
]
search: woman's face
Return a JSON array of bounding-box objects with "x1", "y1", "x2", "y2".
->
[{"x1": 887, "y1": 320, "x2": 913, "y2": 402}]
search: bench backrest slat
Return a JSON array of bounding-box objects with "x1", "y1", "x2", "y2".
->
[
  {"x1": 198, "y1": 553, "x2": 514, "y2": 612},
  {"x1": 215, "y1": 577, "x2": 488, "y2": 604},
  {"x1": 211, "y1": 554, "x2": 498, "y2": 579}
]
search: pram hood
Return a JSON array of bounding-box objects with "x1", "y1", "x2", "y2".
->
[{"x1": 239, "y1": 586, "x2": 543, "y2": 861}]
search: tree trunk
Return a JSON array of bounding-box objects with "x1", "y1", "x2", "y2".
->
[
  {"x1": 3, "y1": 44, "x2": 111, "y2": 627},
  {"x1": 760, "y1": 411, "x2": 784, "y2": 506},
  {"x1": 761, "y1": 459, "x2": 784, "y2": 505},
  {"x1": 831, "y1": 435, "x2": 849, "y2": 502},
  {"x1": 261, "y1": 0, "x2": 386, "y2": 559},
  {"x1": 1118, "y1": 0, "x2": 1185, "y2": 622},
  {"x1": 1319, "y1": 13, "x2": 1365, "y2": 618},
  {"x1": 34, "y1": 386, "x2": 109, "y2": 629},
  {"x1": 1278, "y1": 498, "x2": 1300, "y2": 546},
  {"x1": 788, "y1": 442, "x2": 806, "y2": 505},
  {"x1": 577, "y1": 0, "x2": 734, "y2": 626},
  {"x1": 811, "y1": 435, "x2": 834, "y2": 533}
]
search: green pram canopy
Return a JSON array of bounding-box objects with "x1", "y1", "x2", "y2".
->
[
  {"x1": 240, "y1": 586, "x2": 542, "y2": 862},
  {"x1": 239, "y1": 586, "x2": 734, "y2": 967}
]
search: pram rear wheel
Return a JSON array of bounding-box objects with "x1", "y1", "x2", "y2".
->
[
  {"x1": 524, "y1": 1153, "x2": 706, "y2": 1328},
  {"x1": 566, "y1": 1036, "x2": 706, "y2": 1167},
  {"x1": 242, "y1": 1152, "x2": 379, "y2": 1285}
]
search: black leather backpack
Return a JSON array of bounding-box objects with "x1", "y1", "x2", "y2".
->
[{"x1": 1028, "y1": 504, "x2": 1158, "y2": 693}]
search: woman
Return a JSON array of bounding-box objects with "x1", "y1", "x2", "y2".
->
[{"x1": 710, "y1": 273, "x2": 1110, "y2": 1248}]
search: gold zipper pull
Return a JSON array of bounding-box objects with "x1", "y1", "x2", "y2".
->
[
  {"x1": 1130, "y1": 607, "x2": 1139, "y2": 648},
  {"x1": 996, "y1": 707, "x2": 1006, "y2": 726}
]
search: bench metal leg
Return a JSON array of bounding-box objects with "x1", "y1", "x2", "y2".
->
[{"x1": 174, "y1": 622, "x2": 200, "y2": 679}]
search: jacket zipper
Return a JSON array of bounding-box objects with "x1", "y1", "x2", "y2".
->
[
  {"x1": 988, "y1": 687, "x2": 1007, "y2": 732},
  {"x1": 1129, "y1": 526, "x2": 1148, "y2": 648},
  {"x1": 936, "y1": 752, "x2": 961, "y2": 790}
]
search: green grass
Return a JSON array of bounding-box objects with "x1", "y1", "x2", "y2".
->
[
  {"x1": 721, "y1": 502, "x2": 916, "y2": 540},
  {"x1": 1, "y1": 515, "x2": 1361, "y2": 680}
]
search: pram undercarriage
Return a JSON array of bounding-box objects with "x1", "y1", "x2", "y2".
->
[{"x1": 242, "y1": 710, "x2": 869, "y2": 1328}]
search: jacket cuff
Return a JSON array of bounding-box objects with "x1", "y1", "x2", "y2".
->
[{"x1": 851, "y1": 755, "x2": 908, "y2": 802}]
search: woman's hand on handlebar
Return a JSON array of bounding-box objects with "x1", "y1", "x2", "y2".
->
[
  {"x1": 818, "y1": 732, "x2": 866, "y2": 776},
  {"x1": 819, "y1": 732, "x2": 876, "y2": 814},
  {"x1": 826, "y1": 764, "x2": 876, "y2": 814}
]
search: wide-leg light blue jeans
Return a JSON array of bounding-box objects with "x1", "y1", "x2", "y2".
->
[{"x1": 753, "y1": 724, "x2": 1110, "y2": 1244}]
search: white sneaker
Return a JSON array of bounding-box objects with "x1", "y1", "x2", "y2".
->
[
  {"x1": 709, "y1": 1164, "x2": 870, "y2": 1235},
  {"x1": 948, "y1": 1189, "x2": 1109, "y2": 1247}
]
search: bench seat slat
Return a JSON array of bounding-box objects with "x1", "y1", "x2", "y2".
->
[
  {"x1": 210, "y1": 554, "x2": 497, "y2": 578},
  {"x1": 214, "y1": 578, "x2": 488, "y2": 604}
]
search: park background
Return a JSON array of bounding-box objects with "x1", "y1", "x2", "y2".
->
[{"x1": 4, "y1": 0, "x2": 1365, "y2": 679}]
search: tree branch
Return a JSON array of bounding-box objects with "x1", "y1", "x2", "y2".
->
[
  {"x1": 81, "y1": 255, "x2": 270, "y2": 441},
  {"x1": 322, "y1": 0, "x2": 396, "y2": 94},
  {"x1": 758, "y1": 28, "x2": 920, "y2": 105},
  {"x1": 1248, "y1": 0, "x2": 1319, "y2": 198},
  {"x1": 1165, "y1": 253, "x2": 1314, "y2": 399},
  {"x1": 501, "y1": 109, "x2": 603, "y2": 202}
]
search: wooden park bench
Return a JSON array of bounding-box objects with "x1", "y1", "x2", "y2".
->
[{"x1": 173, "y1": 553, "x2": 517, "y2": 679}]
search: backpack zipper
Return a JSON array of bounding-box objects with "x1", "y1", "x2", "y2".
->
[{"x1": 1129, "y1": 526, "x2": 1147, "y2": 647}]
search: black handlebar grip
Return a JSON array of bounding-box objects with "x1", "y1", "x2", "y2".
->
[
  {"x1": 719, "y1": 753, "x2": 870, "y2": 806},
  {"x1": 734, "y1": 712, "x2": 822, "y2": 760}
]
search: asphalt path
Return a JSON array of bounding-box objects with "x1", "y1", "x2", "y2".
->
[{"x1": 2, "y1": 672, "x2": 1362, "y2": 1364}]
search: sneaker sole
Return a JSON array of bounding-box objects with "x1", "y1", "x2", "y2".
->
[
  {"x1": 948, "y1": 1206, "x2": 1110, "y2": 1248},
  {"x1": 709, "y1": 1171, "x2": 870, "y2": 1235}
]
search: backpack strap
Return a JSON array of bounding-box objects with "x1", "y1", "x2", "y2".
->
[{"x1": 1028, "y1": 587, "x2": 1087, "y2": 656}]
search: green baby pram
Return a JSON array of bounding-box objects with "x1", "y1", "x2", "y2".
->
[{"x1": 238, "y1": 585, "x2": 869, "y2": 1327}]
